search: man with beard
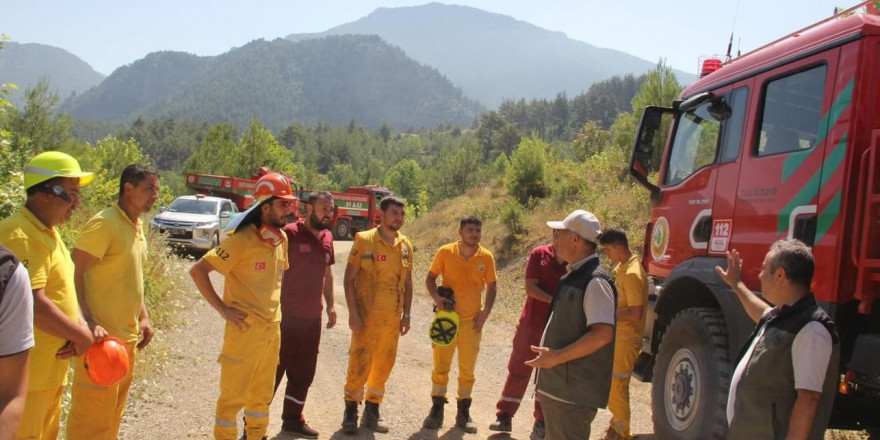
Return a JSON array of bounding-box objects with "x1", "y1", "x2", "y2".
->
[
  {"x1": 67, "y1": 164, "x2": 160, "y2": 439},
  {"x1": 0, "y1": 151, "x2": 95, "y2": 440},
  {"x1": 271, "y1": 191, "x2": 336, "y2": 438},
  {"x1": 341, "y1": 195, "x2": 413, "y2": 434},
  {"x1": 190, "y1": 172, "x2": 295, "y2": 440}
]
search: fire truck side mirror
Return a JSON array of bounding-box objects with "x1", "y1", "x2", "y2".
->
[{"x1": 631, "y1": 106, "x2": 674, "y2": 204}]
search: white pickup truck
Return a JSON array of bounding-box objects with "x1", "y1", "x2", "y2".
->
[{"x1": 150, "y1": 194, "x2": 238, "y2": 251}]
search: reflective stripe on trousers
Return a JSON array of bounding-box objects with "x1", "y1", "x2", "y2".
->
[
  {"x1": 67, "y1": 341, "x2": 138, "y2": 440},
  {"x1": 344, "y1": 311, "x2": 401, "y2": 404},
  {"x1": 432, "y1": 319, "x2": 482, "y2": 400},
  {"x1": 215, "y1": 317, "x2": 280, "y2": 440}
]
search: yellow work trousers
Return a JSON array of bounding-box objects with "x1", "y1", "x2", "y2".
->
[
  {"x1": 344, "y1": 311, "x2": 401, "y2": 404},
  {"x1": 214, "y1": 318, "x2": 280, "y2": 440},
  {"x1": 608, "y1": 337, "x2": 641, "y2": 439},
  {"x1": 14, "y1": 386, "x2": 63, "y2": 440},
  {"x1": 67, "y1": 341, "x2": 137, "y2": 440},
  {"x1": 431, "y1": 319, "x2": 481, "y2": 400}
]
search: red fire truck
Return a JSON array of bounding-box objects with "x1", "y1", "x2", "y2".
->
[
  {"x1": 185, "y1": 170, "x2": 393, "y2": 240},
  {"x1": 323, "y1": 185, "x2": 395, "y2": 240},
  {"x1": 628, "y1": 3, "x2": 880, "y2": 438}
]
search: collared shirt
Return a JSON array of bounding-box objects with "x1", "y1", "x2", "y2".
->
[
  {"x1": 428, "y1": 241, "x2": 497, "y2": 321},
  {"x1": 280, "y1": 219, "x2": 335, "y2": 320},
  {"x1": 347, "y1": 228, "x2": 412, "y2": 313},
  {"x1": 203, "y1": 224, "x2": 288, "y2": 323},
  {"x1": 0, "y1": 207, "x2": 79, "y2": 391},
  {"x1": 74, "y1": 204, "x2": 147, "y2": 342},
  {"x1": 522, "y1": 245, "x2": 567, "y2": 324},
  {"x1": 614, "y1": 254, "x2": 648, "y2": 342}
]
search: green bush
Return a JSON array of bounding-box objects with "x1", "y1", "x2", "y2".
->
[
  {"x1": 499, "y1": 199, "x2": 526, "y2": 236},
  {"x1": 504, "y1": 135, "x2": 548, "y2": 205}
]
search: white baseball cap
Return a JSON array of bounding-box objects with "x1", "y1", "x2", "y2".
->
[{"x1": 547, "y1": 210, "x2": 602, "y2": 243}]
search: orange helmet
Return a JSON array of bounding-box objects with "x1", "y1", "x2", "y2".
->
[
  {"x1": 253, "y1": 172, "x2": 297, "y2": 201},
  {"x1": 84, "y1": 337, "x2": 130, "y2": 386}
]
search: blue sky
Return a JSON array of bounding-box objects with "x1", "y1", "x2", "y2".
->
[{"x1": 1, "y1": 0, "x2": 860, "y2": 76}]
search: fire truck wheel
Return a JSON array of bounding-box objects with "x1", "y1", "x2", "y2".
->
[
  {"x1": 334, "y1": 220, "x2": 351, "y2": 240},
  {"x1": 652, "y1": 307, "x2": 731, "y2": 440}
]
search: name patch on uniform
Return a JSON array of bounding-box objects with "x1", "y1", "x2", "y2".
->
[
  {"x1": 254, "y1": 261, "x2": 267, "y2": 271},
  {"x1": 377, "y1": 255, "x2": 387, "y2": 262},
  {"x1": 299, "y1": 244, "x2": 311, "y2": 253}
]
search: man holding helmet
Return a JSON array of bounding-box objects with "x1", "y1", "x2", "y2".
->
[
  {"x1": 0, "y1": 151, "x2": 95, "y2": 440},
  {"x1": 67, "y1": 164, "x2": 160, "y2": 439},
  {"x1": 189, "y1": 172, "x2": 296, "y2": 440}
]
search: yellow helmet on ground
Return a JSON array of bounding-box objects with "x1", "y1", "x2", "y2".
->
[
  {"x1": 429, "y1": 310, "x2": 460, "y2": 346},
  {"x1": 24, "y1": 151, "x2": 94, "y2": 189}
]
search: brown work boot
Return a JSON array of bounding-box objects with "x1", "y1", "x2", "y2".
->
[
  {"x1": 361, "y1": 401, "x2": 390, "y2": 433},
  {"x1": 281, "y1": 420, "x2": 319, "y2": 438},
  {"x1": 455, "y1": 399, "x2": 478, "y2": 433}
]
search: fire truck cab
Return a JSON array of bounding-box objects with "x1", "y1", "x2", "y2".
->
[{"x1": 629, "y1": 5, "x2": 880, "y2": 438}]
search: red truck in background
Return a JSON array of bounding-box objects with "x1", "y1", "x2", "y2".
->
[
  {"x1": 628, "y1": 3, "x2": 880, "y2": 438},
  {"x1": 185, "y1": 169, "x2": 394, "y2": 240},
  {"x1": 323, "y1": 185, "x2": 395, "y2": 240}
]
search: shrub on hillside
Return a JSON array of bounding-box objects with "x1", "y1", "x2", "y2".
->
[{"x1": 505, "y1": 136, "x2": 548, "y2": 205}]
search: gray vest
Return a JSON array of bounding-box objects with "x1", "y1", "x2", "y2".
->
[
  {"x1": 0, "y1": 245, "x2": 20, "y2": 305},
  {"x1": 727, "y1": 294, "x2": 840, "y2": 440},
  {"x1": 537, "y1": 257, "x2": 617, "y2": 408}
]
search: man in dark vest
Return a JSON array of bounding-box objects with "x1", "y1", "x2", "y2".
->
[
  {"x1": 526, "y1": 210, "x2": 617, "y2": 440},
  {"x1": 716, "y1": 239, "x2": 839, "y2": 440}
]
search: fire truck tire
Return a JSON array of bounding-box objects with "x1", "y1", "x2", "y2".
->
[
  {"x1": 334, "y1": 220, "x2": 351, "y2": 240},
  {"x1": 651, "y1": 307, "x2": 731, "y2": 440}
]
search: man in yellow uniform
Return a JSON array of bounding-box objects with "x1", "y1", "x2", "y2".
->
[
  {"x1": 189, "y1": 172, "x2": 296, "y2": 440},
  {"x1": 598, "y1": 227, "x2": 648, "y2": 440},
  {"x1": 0, "y1": 151, "x2": 95, "y2": 440},
  {"x1": 422, "y1": 216, "x2": 497, "y2": 433},
  {"x1": 67, "y1": 164, "x2": 160, "y2": 439},
  {"x1": 342, "y1": 195, "x2": 413, "y2": 434}
]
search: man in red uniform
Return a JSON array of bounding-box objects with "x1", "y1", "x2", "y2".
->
[
  {"x1": 273, "y1": 191, "x2": 336, "y2": 438},
  {"x1": 489, "y1": 243, "x2": 566, "y2": 438}
]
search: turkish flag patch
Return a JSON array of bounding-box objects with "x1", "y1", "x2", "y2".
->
[
  {"x1": 254, "y1": 261, "x2": 267, "y2": 271},
  {"x1": 377, "y1": 255, "x2": 387, "y2": 262}
]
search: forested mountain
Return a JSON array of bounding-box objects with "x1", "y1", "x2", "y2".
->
[
  {"x1": 287, "y1": 3, "x2": 695, "y2": 107},
  {"x1": 61, "y1": 36, "x2": 484, "y2": 131},
  {"x1": 0, "y1": 42, "x2": 104, "y2": 108}
]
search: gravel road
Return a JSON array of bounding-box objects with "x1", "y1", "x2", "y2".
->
[{"x1": 119, "y1": 240, "x2": 655, "y2": 439}]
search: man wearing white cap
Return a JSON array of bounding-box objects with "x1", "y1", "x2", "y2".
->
[
  {"x1": 526, "y1": 210, "x2": 617, "y2": 440},
  {"x1": 0, "y1": 151, "x2": 95, "y2": 440}
]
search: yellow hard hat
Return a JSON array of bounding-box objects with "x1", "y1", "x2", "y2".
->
[
  {"x1": 24, "y1": 151, "x2": 95, "y2": 190},
  {"x1": 429, "y1": 310, "x2": 460, "y2": 346}
]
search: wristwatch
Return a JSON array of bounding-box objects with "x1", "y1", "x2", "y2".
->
[{"x1": 402, "y1": 313, "x2": 411, "y2": 319}]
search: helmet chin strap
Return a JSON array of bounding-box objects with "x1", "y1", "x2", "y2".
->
[{"x1": 256, "y1": 224, "x2": 283, "y2": 247}]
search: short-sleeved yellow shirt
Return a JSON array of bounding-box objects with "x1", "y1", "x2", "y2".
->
[
  {"x1": 428, "y1": 241, "x2": 497, "y2": 321},
  {"x1": 74, "y1": 204, "x2": 147, "y2": 343},
  {"x1": 203, "y1": 224, "x2": 288, "y2": 323},
  {"x1": 0, "y1": 207, "x2": 79, "y2": 391},
  {"x1": 615, "y1": 254, "x2": 648, "y2": 342},
  {"x1": 347, "y1": 228, "x2": 412, "y2": 313}
]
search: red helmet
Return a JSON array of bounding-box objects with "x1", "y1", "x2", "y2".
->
[
  {"x1": 253, "y1": 172, "x2": 297, "y2": 201},
  {"x1": 84, "y1": 337, "x2": 131, "y2": 386}
]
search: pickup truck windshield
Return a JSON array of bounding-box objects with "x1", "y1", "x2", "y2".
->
[{"x1": 167, "y1": 199, "x2": 217, "y2": 215}]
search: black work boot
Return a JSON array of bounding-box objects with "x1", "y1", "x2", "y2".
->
[
  {"x1": 455, "y1": 399, "x2": 478, "y2": 433},
  {"x1": 422, "y1": 396, "x2": 447, "y2": 429},
  {"x1": 361, "y1": 401, "x2": 390, "y2": 433},
  {"x1": 341, "y1": 401, "x2": 358, "y2": 434},
  {"x1": 489, "y1": 412, "x2": 512, "y2": 432}
]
